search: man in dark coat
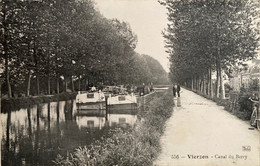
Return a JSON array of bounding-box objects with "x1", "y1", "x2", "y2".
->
[
  {"x1": 177, "y1": 84, "x2": 181, "y2": 97},
  {"x1": 173, "y1": 84, "x2": 177, "y2": 97}
]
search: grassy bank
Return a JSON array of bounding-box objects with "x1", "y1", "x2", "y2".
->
[
  {"x1": 1, "y1": 92, "x2": 77, "y2": 112},
  {"x1": 54, "y1": 89, "x2": 174, "y2": 166},
  {"x1": 188, "y1": 88, "x2": 253, "y2": 121}
]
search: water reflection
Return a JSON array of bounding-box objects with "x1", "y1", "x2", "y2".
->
[
  {"x1": 1, "y1": 100, "x2": 137, "y2": 166},
  {"x1": 108, "y1": 114, "x2": 137, "y2": 128},
  {"x1": 76, "y1": 116, "x2": 106, "y2": 130}
]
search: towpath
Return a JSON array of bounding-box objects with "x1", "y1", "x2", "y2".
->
[{"x1": 154, "y1": 89, "x2": 260, "y2": 166}]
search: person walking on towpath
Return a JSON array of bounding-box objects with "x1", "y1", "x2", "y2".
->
[
  {"x1": 173, "y1": 84, "x2": 177, "y2": 97},
  {"x1": 173, "y1": 84, "x2": 181, "y2": 106},
  {"x1": 173, "y1": 83, "x2": 181, "y2": 97},
  {"x1": 177, "y1": 84, "x2": 181, "y2": 97}
]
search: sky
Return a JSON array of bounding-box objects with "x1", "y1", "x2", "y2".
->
[{"x1": 94, "y1": 0, "x2": 169, "y2": 72}]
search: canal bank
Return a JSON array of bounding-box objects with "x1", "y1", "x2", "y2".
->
[
  {"x1": 54, "y1": 88, "x2": 174, "y2": 166},
  {"x1": 1, "y1": 87, "x2": 173, "y2": 166},
  {"x1": 1, "y1": 99, "x2": 138, "y2": 166},
  {"x1": 1, "y1": 92, "x2": 77, "y2": 112}
]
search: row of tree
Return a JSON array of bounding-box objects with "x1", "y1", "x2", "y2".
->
[
  {"x1": 160, "y1": 0, "x2": 259, "y2": 99},
  {"x1": 0, "y1": 0, "x2": 168, "y2": 98}
]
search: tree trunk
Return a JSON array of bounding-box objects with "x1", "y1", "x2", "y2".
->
[
  {"x1": 208, "y1": 68, "x2": 210, "y2": 97},
  {"x1": 206, "y1": 73, "x2": 208, "y2": 95},
  {"x1": 198, "y1": 77, "x2": 200, "y2": 92},
  {"x1": 27, "y1": 70, "x2": 31, "y2": 96},
  {"x1": 195, "y1": 77, "x2": 197, "y2": 91},
  {"x1": 200, "y1": 77, "x2": 202, "y2": 93},
  {"x1": 34, "y1": 43, "x2": 40, "y2": 95},
  {"x1": 84, "y1": 78, "x2": 87, "y2": 91},
  {"x1": 56, "y1": 76, "x2": 59, "y2": 94},
  {"x1": 195, "y1": 77, "x2": 198, "y2": 91},
  {"x1": 219, "y1": 68, "x2": 225, "y2": 99},
  {"x1": 203, "y1": 74, "x2": 207, "y2": 95},
  {"x1": 5, "y1": 55, "x2": 12, "y2": 98},
  {"x1": 71, "y1": 76, "x2": 74, "y2": 92},
  {"x1": 216, "y1": 64, "x2": 220, "y2": 98},
  {"x1": 209, "y1": 67, "x2": 213, "y2": 98},
  {"x1": 87, "y1": 78, "x2": 89, "y2": 90},
  {"x1": 65, "y1": 77, "x2": 68, "y2": 92},
  {"x1": 191, "y1": 78, "x2": 194, "y2": 90},
  {"x1": 47, "y1": 56, "x2": 51, "y2": 95},
  {"x1": 47, "y1": 75, "x2": 51, "y2": 95},
  {"x1": 36, "y1": 71, "x2": 40, "y2": 95},
  {"x1": 55, "y1": 50, "x2": 59, "y2": 94},
  {"x1": 201, "y1": 76, "x2": 203, "y2": 93},
  {"x1": 3, "y1": 3, "x2": 12, "y2": 98},
  {"x1": 207, "y1": 71, "x2": 210, "y2": 96},
  {"x1": 216, "y1": 20, "x2": 221, "y2": 98},
  {"x1": 202, "y1": 75, "x2": 205, "y2": 94},
  {"x1": 203, "y1": 76, "x2": 205, "y2": 94},
  {"x1": 197, "y1": 77, "x2": 199, "y2": 92},
  {"x1": 78, "y1": 76, "x2": 81, "y2": 91}
]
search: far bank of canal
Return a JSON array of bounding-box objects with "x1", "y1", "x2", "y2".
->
[
  {"x1": 1, "y1": 87, "x2": 172, "y2": 166},
  {"x1": 1, "y1": 92, "x2": 77, "y2": 112}
]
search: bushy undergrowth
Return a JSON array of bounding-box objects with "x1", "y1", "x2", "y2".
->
[
  {"x1": 189, "y1": 88, "x2": 254, "y2": 121},
  {"x1": 212, "y1": 92, "x2": 254, "y2": 120},
  {"x1": 54, "y1": 89, "x2": 174, "y2": 166}
]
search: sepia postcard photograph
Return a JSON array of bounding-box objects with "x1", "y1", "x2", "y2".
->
[{"x1": 0, "y1": 0, "x2": 260, "y2": 165}]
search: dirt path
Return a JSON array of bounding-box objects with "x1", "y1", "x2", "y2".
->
[{"x1": 154, "y1": 89, "x2": 260, "y2": 166}]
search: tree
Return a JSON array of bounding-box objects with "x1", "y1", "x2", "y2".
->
[
  {"x1": 0, "y1": 0, "x2": 19, "y2": 97},
  {"x1": 0, "y1": 0, "x2": 167, "y2": 98},
  {"x1": 142, "y1": 54, "x2": 169, "y2": 84},
  {"x1": 160, "y1": 0, "x2": 259, "y2": 98}
]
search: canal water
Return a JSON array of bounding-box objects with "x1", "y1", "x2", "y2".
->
[{"x1": 1, "y1": 100, "x2": 138, "y2": 166}]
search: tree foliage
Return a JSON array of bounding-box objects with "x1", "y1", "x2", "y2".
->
[
  {"x1": 160, "y1": 0, "x2": 259, "y2": 98},
  {"x1": 0, "y1": 0, "x2": 168, "y2": 97}
]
